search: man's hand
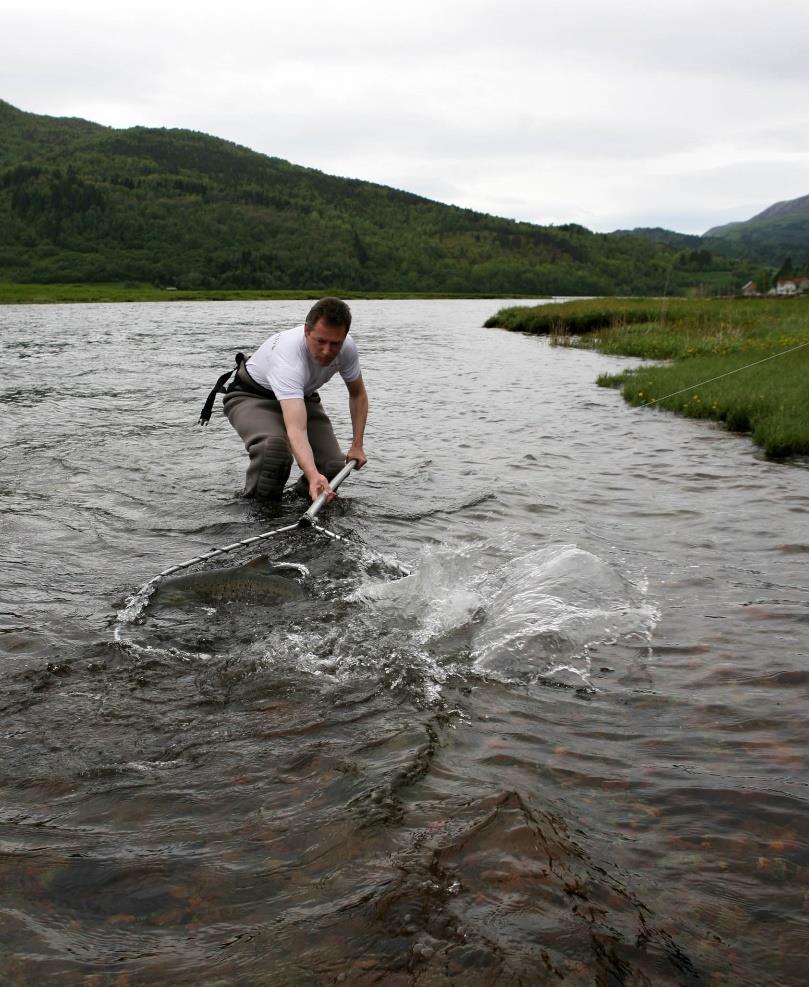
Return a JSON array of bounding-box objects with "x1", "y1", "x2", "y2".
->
[
  {"x1": 308, "y1": 472, "x2": 335, "y2": 503},
  {"x1": 346, "y1": 444, "x2": 367, "y2": 469}
]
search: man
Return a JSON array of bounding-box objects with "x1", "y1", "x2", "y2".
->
[{"x1": 223, "y1": 297, "x2": 368, "y2": 503}]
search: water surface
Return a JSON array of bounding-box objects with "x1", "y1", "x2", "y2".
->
[{"x1": 1, "y1": 299, "x2": 807, "y2": 985}]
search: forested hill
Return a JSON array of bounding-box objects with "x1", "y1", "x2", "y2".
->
[
  {"x1": 703, "y1": 193, "x2": 809, "y2": 266},
  {"x1": 0, "y1": 99, "x2": 737, "y2": 294}
]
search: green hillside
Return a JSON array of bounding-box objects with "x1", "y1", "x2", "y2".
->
[
  {"x1": 0, "y1": 99, "x2": 742, "y2": 294},
  {"x1": 704, "y1": 194, "x2": 809, "y2": 266},
  {"x1": 609, "y1": 227, "x2": 705, "y2": 251}
]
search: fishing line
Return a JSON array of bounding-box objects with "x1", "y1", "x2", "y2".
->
[{"x1": 636, "y1": 339, "x2": 809, "y2": 409}]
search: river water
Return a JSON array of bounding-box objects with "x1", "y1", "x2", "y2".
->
[{"x1": 1, "y1": 299, "x2": 807, "y2": 986}]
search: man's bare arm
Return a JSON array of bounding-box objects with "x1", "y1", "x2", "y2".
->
[
  {"x1": 346, "y1": 375, "x2": 368, "y2": 469},
  {"x1": 279, "y1": 398, "x2": 332, "y2": 502}
]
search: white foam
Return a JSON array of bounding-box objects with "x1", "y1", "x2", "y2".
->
[
  {"x1": 349, "y1": 544, "x2": 483, "y2": 644},
  {"x1": 471, "y1": 544, "x2": 659, "y2": 680}
]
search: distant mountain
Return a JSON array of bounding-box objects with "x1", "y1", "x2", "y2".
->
[
  {"x1": 0, "y1": 99, "x2": 741, "y2": 294},
  {"x1": 704, "y1": 193, "x2": 809, "y2": 265},
  {"x1": 611, "y1": 197, "x2": 809, "y2": 269}
]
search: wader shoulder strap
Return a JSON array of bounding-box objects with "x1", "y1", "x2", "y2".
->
[{"x1": 198, "y1": 352, "x2": 245, "y2": 425}]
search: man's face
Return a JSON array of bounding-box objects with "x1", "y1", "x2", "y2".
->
[{"x1": 305, "y1": 319, "x2": 348, "y2": 366}]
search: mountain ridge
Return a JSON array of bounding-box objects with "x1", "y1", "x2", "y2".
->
[
  {"x1": 702, "y1": 192, "x2": 809, "y2": 265},
  {"x1": 0, "y1": 99, "x2": 745, "y2": 293},
  {"x1": 708, "y1": 192, "x2": 809, "y2": 231}
]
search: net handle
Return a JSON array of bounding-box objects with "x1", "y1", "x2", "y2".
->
[{"x1": 300, "y1": 459, "x2": 358, "y2": 524}]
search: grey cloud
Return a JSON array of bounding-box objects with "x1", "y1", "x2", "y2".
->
[{"x1": 3, "y1": 0, "x2": 808, "y2": 234}]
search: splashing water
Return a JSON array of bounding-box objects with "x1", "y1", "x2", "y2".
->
[
  {"x1": 347, "y1": 541, "x2": 658, "y2": 692},
  {"x1": 471, "y1": 544, "x2": 659, "y2": 686},
  {"x1": 349, "y1": 543, "x2": 484, "y2": 645},
  {"x1": 113, "y1": 533, "x2": 657, "y2": 705}
]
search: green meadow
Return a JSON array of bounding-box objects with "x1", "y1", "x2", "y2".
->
[
  {"x1": 0, "y1": 283, "x2": 306, "y2": 304},
  {"x1": 486, "y1": 297, "x2": 809, "y2": 459},
  {"x1": 0, "y1": 283, "x2": 532, "y2": 305}
]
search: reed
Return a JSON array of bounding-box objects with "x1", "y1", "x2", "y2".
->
[{"x1": 485, "y1": 297, "x2": 685, "y2": 334}]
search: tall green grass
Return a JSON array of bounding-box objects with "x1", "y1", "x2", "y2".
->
[
  {"x1": 597, "y1": 350, "x2": 809, "y2": 458},
  {"x1": 488, "y1": 297, "x2": 809, "y2": 459},
  {"x1": 484, "y1": 297, "x2": 671, "y2": 334}
]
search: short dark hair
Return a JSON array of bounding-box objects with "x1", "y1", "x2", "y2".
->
[{"x1": 305, "y1": 297, "x2": 352, "y2": 332}]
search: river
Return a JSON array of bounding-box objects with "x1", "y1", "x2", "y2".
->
[{"x1": 1, "y1": 299, "x2": 807, "y2": 985}]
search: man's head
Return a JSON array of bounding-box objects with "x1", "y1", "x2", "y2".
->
[{"x1": 304, "y1": 297, "x2": 352, "y2": 366}]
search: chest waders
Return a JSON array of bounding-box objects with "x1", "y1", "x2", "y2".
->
[{"x1": 200, "y1": 354, "x2": 344, "y2": 501}]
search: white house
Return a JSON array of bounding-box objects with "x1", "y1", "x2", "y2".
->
[{"x1": 775, "y1": 280, "x2": 797, "y2": 295}]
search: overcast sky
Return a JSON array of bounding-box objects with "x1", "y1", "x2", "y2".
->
[{"x1": 4, "y1": 0, "x2": 809, "y2": 234}]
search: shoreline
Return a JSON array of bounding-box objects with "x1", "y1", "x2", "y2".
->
[
  {"x1": 487, "y1": 296, "x2": 809, "y2": 460},
  {"x1": 0, "y1": 283, "x2": 552, "y2": 306}
]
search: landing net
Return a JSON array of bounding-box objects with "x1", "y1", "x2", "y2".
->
[{"x1": 114, "y1": 461, "x2": 410, "y2": 638}]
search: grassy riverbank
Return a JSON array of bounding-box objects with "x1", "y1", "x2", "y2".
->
[
  {"x1": 0, "y1": 283, "x2": 545, "y2": 305},
  {"x1": 486, "y1": 297, "x2": 809, "y2": 459}
]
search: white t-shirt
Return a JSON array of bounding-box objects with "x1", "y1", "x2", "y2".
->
[{"x1": 246, "y1": 324, "x2": 361, "y2": 400}]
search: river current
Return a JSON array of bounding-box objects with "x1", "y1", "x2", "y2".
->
[{"x1": 1, "y1": 299, "x2": 807, "y2": 985}]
